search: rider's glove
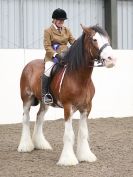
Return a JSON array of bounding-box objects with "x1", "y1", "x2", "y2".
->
[{"x1": 55, "y1": 54, "x2": 62, "y2": 62}]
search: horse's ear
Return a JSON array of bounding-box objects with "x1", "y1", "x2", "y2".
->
[
  {"x1": 80, "y1": 24, "x2": 88, "y2": 33},
  {"x1": 80, "y1": 24, "x2": 92, "y2": 36}
]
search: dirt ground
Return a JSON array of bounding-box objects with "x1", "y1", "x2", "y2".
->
[{"x1": 0, "y1": 117, "x2": 133, "y2": 177}]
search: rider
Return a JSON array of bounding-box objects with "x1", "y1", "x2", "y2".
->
[{"x1": 42, "y1": 8, "x2": 75, "y2": 104}]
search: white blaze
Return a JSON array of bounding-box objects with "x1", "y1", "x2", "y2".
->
[{"x1": 93, "y1": 32, "x2": 116, "y2": 68}]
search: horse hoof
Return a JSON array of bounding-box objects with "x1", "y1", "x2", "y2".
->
[
  {"x1": 34, "y1": 142, "x2": 52, "y2": 150},
  {"x1": 57, "y1": 155, "x2": 79, "y2": 166},
  {"x1": 17, "y1": 143, "x2": 34, "y2": 152},
  {"x1": 32, "y1": 137, "x2": 52, "y2": 150},
  {"x1": 77, "y1": 152, "x2": 97, "y2": 162},
  {"x1": 88, "y1": 153, "x2": 97, "y2": 162}
]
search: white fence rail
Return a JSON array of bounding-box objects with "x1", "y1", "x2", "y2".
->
[{"x1": 0, "y1": 49, "x2": 133, "y2": 124}]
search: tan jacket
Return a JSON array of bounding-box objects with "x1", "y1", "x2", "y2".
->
[{"x1": 43, "y1": 25, "x2": 75, "y2": 61}]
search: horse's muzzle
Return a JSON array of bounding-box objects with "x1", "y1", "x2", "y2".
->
[{"x1": 104, "y1": 57, "x2": 116, "y2": 68}]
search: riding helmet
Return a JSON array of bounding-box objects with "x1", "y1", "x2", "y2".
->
[{"x1": 52, "y1": 8, "x2": 67, "y2": 20}]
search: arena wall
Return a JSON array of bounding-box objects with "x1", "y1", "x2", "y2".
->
[{"x1": 0, "y1": 49, "x2": 133, "y2": 124}]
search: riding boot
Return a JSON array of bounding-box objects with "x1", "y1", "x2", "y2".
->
[{"x1": 42, "y1": 74, "x2": 53, "y2": 104}]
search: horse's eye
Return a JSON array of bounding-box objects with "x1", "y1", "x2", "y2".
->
[{"x1": 93, "y1": 39, "x2": 97, "y2": 42}]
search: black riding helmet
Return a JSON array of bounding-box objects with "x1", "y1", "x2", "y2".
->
[{"x1": 52, "y1": 8, "x2": 67, "y2": 20}]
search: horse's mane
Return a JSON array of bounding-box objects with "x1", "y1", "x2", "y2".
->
[
  {"x1": 63, "y1": 33, "x2": 85, "y2": 72},
  {"x1": 63, "y1": 25, "x2": 108, "y2": 72}
]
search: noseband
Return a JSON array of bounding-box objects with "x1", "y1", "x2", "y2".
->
[{"x1": 99, "y1": 43, "x2": 110, "y2": 55}]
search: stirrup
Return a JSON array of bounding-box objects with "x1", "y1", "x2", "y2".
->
[{"x1": 44, "y1": 93, "x2": 53, "y2": 104}]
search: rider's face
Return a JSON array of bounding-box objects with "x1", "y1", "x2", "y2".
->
[{"x1": 55, "y1": 19, "x2": 64, "y2": 28}]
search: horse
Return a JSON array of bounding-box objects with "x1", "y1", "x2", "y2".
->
[{"x1": 18, "y1": 25, "x2": 116, "y2": 166}]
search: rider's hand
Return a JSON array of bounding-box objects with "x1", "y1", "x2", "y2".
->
[{"x1": 55, "y1": 54, "x2": 62, "y2": 62}]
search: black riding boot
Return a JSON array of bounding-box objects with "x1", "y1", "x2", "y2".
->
[{"x1": 42, "y1": 74, "x2": 53, "y2": 104}]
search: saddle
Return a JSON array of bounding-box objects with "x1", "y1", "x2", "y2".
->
[{"x1": 50, "y1": 63, "x2": 64, "y2": 78}]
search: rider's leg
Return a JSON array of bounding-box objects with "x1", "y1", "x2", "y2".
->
[{"x1": 42, "y1": 61, "x2": 54, "y2": 104}]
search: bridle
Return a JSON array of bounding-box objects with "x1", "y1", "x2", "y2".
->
[
  {"x1": 99, "y1": 43, "x2": 110, "y2": 55},
  {"x1": 96, "y1": 43, "x2": 110, "y2": 66},
  {"x1": 89, "y1": 42, "x2": 111, "y2": 67}
]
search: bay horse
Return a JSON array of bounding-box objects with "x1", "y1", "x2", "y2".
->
[{"x1": 18, "y1": 25, "x2": 116, "y2": 166}]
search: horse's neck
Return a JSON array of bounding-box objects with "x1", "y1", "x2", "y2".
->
[
  {"x1": 68, "y1": 67, "x2": 93, "y2": 85},
  {"x1": 80, "y1": 67, "x2": 93, "y2": 75}
]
